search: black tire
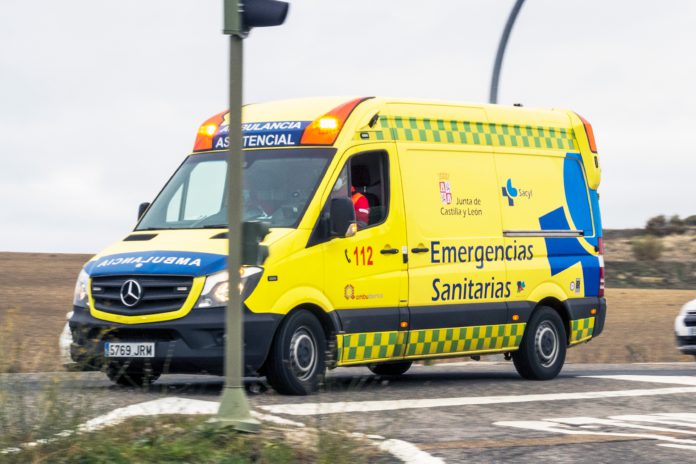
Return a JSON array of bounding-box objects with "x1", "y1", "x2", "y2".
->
[
  {"x1": 512, "y1": 307, "x2": 567, "y2": 380},
  {"x1": 265, "y1": 310, "x2": 326, "y2": 395},
  {"x1": 368, "y1": 361, "x2": 412, "y2": 376},
  {"x1": 105, "y1": 364, "x2": 160, "y2": 388}
]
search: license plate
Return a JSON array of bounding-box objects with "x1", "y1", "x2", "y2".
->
[
  {"x1": 104, "y1": 342, "x2": 155, "y2": 358},
  {"x1": 688, "y1": 327, "x2": 696, "y2": 336}
]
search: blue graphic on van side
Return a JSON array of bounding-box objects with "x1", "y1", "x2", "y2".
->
[
  {"x1": 85, "y1": 251, "x2": 227, "y2": 277},
  {"x1": 563, "y1": 153, "x2": 595, "y2": 242},
  {"x1": 539, "y1": 207, "x2": 600, "y2": 296}
]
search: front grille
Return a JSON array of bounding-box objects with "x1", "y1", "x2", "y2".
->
[
  {"x1": 684, "y1": 315, "x2": 696, "y2": 327},
  {"x1": 677, "y1": 335, "x2": 696, "y2": 346},
  {"x1": 91, "y1": 275, "x2": 193, "y2": 315}
]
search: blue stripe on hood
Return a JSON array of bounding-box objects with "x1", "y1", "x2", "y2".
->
[{"x1": 85, "y1": 251, "x2": 227, "y2": 277}]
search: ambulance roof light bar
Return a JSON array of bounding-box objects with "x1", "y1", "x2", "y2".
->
[
  {"x1": 300, "y1": 97, "x2": 372, "y2": 146},
  {"x1": 193, "y1": 111, "x2": 226, "y2": 152}
]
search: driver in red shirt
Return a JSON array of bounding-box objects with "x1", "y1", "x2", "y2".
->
[{"x1": 351, "y1": 185, "x2": 369, "y2": 227}]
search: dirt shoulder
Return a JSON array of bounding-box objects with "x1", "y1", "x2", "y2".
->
[
  {"x1": 0, "y1": 252, "x2": 92, "y2": 372},
  {"x1": 0, "y1": 252, "x2": 694, "y2": 372}
]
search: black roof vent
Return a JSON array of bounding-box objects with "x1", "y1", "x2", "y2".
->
[{"x1": 123, "y1": 233, "x2": 157, "y2": 241}]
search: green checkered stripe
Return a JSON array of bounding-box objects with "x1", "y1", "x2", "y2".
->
[
  {"x1": 337, "y1": 330, "x2": 406, "y2": 365},
  {"x1": 570, "y1": 317, "x2": 595, "y2": 345},
  {"x1": 405, "y1": 323, "x2": 526, "y2": 358},
  {"x1": 368, "y1": 115, "x2": 576, "y2": 150}
]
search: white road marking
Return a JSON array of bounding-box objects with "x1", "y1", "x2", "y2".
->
[
  {"x1": 378, "y1": 439, "x2": 445, "y2": 464},
  {"x1": 609, "y1": 414, "x2": 696, "y2": 429},
  {"x1": 259, "y1": 386, "x2": 696, "y2": 416},
  {"x1": 549, "y1": 416, "x2": 696, "y2": 435},
  {"x1": 653, "y1": 413, "x2": 696, "y2": 423},
  {"x1": 496, "y1": 413, "x2": 696, "y2": 453},
  {"x1": 584, "y1": 375, "x2": 696, "y2": 386},
  {"x1": 79, "y1": 397, "x2": 219, "y2": 431},
  {"x1": 2, "y1": 397, "x2": 440, "y2": 463},
  {"x1": 658, "y1": 443, "x2": 696, "y2": 451}
]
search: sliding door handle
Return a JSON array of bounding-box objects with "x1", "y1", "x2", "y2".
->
[{"x1": 411, "y1": 247, "x2": 429, "y2": 253}]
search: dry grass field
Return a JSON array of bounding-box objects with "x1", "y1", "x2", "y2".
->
[
  {"x1": 0, "y1": 252, "x2": 92, "y2": 372},
  {"x1": 604, "y1": 230, "x2": 696, "y2": 262},
  {"x1": 0, "y1": 252, "x2": 694, "y2": 373}
]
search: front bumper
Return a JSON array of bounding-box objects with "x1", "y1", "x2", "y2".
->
[
  {"x1": 676, "y1": 335, "x2": 696, "y2": 355},
  {"x1": 674, "y1": 310, "x2": 696, "y2": 355},
  {"x1": 68, "y1": 305, "x2": 281, "y2": 376}
]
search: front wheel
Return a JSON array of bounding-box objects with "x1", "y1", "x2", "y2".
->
[
  {"x1": 513, "y1": 307, "x2": 567, "y2": 380},
  {"x1": 265, "y1": 310, "x2": 326, "y2": 395}
]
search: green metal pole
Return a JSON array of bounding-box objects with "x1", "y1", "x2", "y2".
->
[{"x1": 217, "y1": 0, "x2": 260, "y2": 433}]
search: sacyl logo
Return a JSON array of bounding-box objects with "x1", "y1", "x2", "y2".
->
[
  {"x1": 502, "y1": 179, "x2": 532, "y2": 206},
  {"x1": 502, "y1": 179, "x2": 519, "y2": 206},
  {"x1": 120, "y1": 279, "x2": 143, "y2": 307}
]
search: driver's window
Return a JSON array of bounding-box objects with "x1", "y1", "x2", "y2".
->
[
  {"x1": 183, "y1": 161, "x2": 226, "y2": 220},
  {"x1": 308, "y1": 151, "x2": 390, "y2": 247}
]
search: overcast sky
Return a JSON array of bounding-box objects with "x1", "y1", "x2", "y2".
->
[{"x1": 1, "y1": 0, "x2": 695, "y2": 253}]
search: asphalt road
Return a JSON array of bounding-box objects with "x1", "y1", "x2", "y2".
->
[{"x1": 5, "y1": 362, "x2": 696, "y2": 463}]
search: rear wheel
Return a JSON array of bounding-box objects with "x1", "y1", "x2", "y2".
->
[
  {"x1": 105, "y1": 363, "x2": 160, "y2": 387},
  {"x1": 265, "y1": 310, "x2": 326, "y2": 395},
  {"x1": 513, "y1": 307, "x2": 566, "y2": 380},
  {"x1": 368, "y1": 361, "x2": 412, "y2": 376}
]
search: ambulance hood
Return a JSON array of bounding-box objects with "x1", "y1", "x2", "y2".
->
[{"x1": 83, "y1": 228, "x2": 293, "y2": 278}]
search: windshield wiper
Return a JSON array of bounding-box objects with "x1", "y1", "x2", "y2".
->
[{"x1": 199, "y1": 224, "x2": 228, "y2": 229}]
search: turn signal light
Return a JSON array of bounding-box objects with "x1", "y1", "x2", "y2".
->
[
  {"x1": 400, "y1": 321, "x2": 408, "y2": 328},
  {"x1": 512, "y1": 314, "x2": 520, "y2": 321},
  {"x1": 575, "y1": 113, "x2": 598, "y2": 153},
  {"x1": 590, "y1": 308, "x2": 597, "y2": 315},
  {"x1": 300, "y1": 97, "x2": 370, "y2": 146}
]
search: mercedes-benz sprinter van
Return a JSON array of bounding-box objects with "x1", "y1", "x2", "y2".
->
[{"x1": 68, "y1": 97, "x2": 606, "y2": 394}]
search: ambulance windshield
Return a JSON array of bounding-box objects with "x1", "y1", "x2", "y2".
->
[{"x1": 137, "y1": 148, "x2": 335, "y2": 230}]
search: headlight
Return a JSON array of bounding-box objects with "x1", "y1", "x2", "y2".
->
[
  {"x1": 73, "y1": 269, "x2": 89, "y2": 307},
  {"x1": 195, "y1": 267, "x2": 263, "y2": 309}
]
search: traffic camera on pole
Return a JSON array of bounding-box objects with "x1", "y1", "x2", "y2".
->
[{"x1": 224, "y1": 0, "x2": 289, "y2": 36}]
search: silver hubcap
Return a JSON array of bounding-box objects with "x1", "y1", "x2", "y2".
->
[
  {"x1": 289, "y1": 327, "x2": 317, "y2": 381},
  {"x1": 534, "y1": 321, "x2": 559, "y2": 368}
]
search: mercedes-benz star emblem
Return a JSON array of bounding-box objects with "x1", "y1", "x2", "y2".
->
[{"x1": 120, "y1": 279, "x2": 143, "y2": 307}]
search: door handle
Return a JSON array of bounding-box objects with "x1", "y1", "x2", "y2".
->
[
  {"x1": 411, "y1": 247, "x2": 430, "y2": 253},
  {"x1": 380, "y1": 247, "x2": 399, "y2": 255}
]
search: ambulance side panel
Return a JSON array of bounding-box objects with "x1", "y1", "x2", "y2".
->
[
  {"x1": 494, "y1": 149, "x2": 602, "y2": 344},
  {"x1": 398, "y1": 143, "x2": 532, "y2": 359}
]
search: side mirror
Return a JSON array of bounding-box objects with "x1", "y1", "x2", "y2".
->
[
  {"x1": 329, "y1": 197, "x2": 357, "y2": 238},
  {"x1": 242, "y1": 221, "x2": 271, "y2": 265},
  {"x1": 138, "y1": 202, "x2": 150, "y2": 220}
]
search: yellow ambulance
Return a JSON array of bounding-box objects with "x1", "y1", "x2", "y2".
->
[{"x1": 68, "y1": 97, "x2": 606, "y2": 394}]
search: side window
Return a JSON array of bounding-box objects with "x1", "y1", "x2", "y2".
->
[
  {"x1": 349, "y1": 151, "x2": 390, "y2": 229},
  {"x1": 166, "y1": 185, "x2": 184, "y2": 222},
  {"x1": 311, "y1": 151, "x2": 390, "y2": 246},
  {"x1": 182, "y1": 161, "x2": 226, "y2": 220}
]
